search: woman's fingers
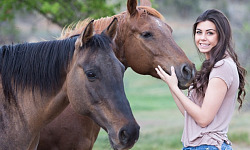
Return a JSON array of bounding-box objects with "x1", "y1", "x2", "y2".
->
[
  {"x1": 157, "y1": 65, "x2": 164, "y2": 73},
  {"x1": 157, "y1": 65, "x2": 169, "y2": 77},
  {"x1": 155, "y1": 68, "x2": 165, "y2": 80},
  {"x1": 159, "y1": 65, "x2": 176, "y2": 77},
  {"x1": 155, "y1": 65, "x2": 178, "y2": 89},
  {"x1": 171, "y1": 66, "x2": 176, "y2": 76},
  {"x1": 155, "y1": 65, "x2": 172, "y2": 82},
  {"x1": 155, "y1": 65, "x2": 177, "y2": 79}
]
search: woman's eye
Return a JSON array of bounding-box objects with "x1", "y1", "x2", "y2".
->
[
  {"x1": 141, "y1": 32, "x2": 153, "y2": 39},
  {"x1": 196, "y1": 31, "x2": 202, "y2": 34},
  {"x1": 207, "y1": 32, "x2": 214, "y2": 35}
]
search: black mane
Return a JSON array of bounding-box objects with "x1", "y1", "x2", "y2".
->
[
  {"x1": 0, "y1": 37, "x2": 77, "y2": 99},
  {"x1": 0, "y1": 33, "x2": 113, "y2": 101},
  {"x1": 84, "y1": 33, "x2": 113, "y2": 53}
]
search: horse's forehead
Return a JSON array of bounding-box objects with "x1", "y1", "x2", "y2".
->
[
  {"x1": 148, "y1": 17, "x2": 164, "y2": 28},
  {"x1": 134, "y1": 15, "x2": 170, "y2": 34},
  {"x1": 132, "y1": 12, "x2": 163, "y2": 27},
  {"x1": 154, "y1": 18, "x2": 163, "y2": 27},
  {"x1": 81, "y1": 51, "x2": 124, "y2": 75},
  {"x1": 82, "y1": 47, "x2": 115, "y2": 64}
]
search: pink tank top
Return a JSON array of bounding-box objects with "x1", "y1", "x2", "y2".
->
[{"x1": 182, "y1": 57, "x2": 239, "y2": 149}]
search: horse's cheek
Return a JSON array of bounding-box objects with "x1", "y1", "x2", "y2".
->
[{"x1": 67, "y1": 69, "x2": 87, "y2": 114}]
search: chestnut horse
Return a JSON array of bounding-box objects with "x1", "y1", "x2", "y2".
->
[
  {"x1": 38, "y1": 0, "x2": 196, "y2": 149},
  {"x1": 0, "y1": 18, "x2": 140, "y2": 150}
]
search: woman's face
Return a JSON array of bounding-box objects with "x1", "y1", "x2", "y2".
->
[{"x1": 195, "y1": 20, "x2": 218, "y2": 59}]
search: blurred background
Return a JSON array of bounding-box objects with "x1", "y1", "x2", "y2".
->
[{"x1": 1, "y1": 0, "x2": 249, "y2": 149}]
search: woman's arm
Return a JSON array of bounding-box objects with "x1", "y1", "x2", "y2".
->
[{"x1": 155, "y1": 66, "x2": 227, "y2": 127}]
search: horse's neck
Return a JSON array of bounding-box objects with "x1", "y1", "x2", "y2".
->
[
  {"x1": 0, "y1": 90, "x2": 68, "y2": 149},
  {"x1": 0, "y1": 42, "x2": 71, "y2": 149},
  {"x1": 94, "y1": 13, "x2": 129, "y2": 67},
  {"x1": 0, "y1": 81, "x2": 69, "y2": 134}
]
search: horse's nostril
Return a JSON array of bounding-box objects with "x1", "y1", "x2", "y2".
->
[
  {"x1": 181, "y1": 64, "x2": 192, "y2": 80},
  {"x1": 119, "y1": 130, "x2": 129, "y2": 144},
  {"x1": 118, "y1": 124, "x2": 140, "y2": 147}
]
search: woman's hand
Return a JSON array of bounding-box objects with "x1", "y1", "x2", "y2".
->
[{"x1": 155, "y1": 65, "x2": 179, "y2": 90}]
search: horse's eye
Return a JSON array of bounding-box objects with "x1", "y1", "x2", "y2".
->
[
  {"x1": 141, "y1": 32, "x2": 153, "y2": 39},
  {"x1": 86, "y1": 71, "x2": 97, "y2": 81}
]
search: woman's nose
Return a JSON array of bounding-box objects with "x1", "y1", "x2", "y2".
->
[{"x1": 200, "y1": 33, "x2": 206, "y2": 40}]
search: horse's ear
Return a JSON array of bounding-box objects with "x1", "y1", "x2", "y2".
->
[
  {"x1": 102, "y1": 18, "x2": 117, "y2": 40},
  {"x1": 140, "y1": 0, "x2": 152, "y2": 7},
  {"x1": 80, "y1": 20, "x2": 94, "y2": 46},
  {"x1": 127, "y1": 0, "x2": 138, "y2": 17}
]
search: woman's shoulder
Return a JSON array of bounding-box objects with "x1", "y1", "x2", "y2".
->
[
  {"x1": 210, "y1": 57, "x2": 238, "y2": 88},
  {"x1": 214, "y1": 57, "x2": 236, "y2": 70}
]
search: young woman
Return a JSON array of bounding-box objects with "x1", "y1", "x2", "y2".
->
[{"x1": 155, "y1": 9, "x2": 247, "y2": 150}]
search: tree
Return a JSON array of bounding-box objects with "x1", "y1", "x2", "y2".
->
[{"x1": 0, "y1": 0, "x2": 122, "y2": 27}]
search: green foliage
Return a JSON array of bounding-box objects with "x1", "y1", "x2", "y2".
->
[{"x1": 0, "y1": 0, "x2": 122, "y2": 27}]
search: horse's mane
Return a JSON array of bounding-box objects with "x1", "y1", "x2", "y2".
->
[
  {"x1": 0, "y1": 37, "x2": 77, "y2": 99},
  {"x1": 59, "y1": 18, "x2": 92, "y2": 40},
  {"x1": 0, "y1": 32, "x2": 113, "y2": 102},
  {"x1": 59, "y1": 6, "x2": 165, "y2": 39},
  {"x1": 138, "y1": 6, "x2": 165, "y2": 20}
]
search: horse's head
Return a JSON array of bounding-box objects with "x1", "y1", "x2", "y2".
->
[
  {"x1": 118, "y1": 0, "x2": 195, "y2": 89},
  {"x1": 66, "y1": 18, "x2": 140, "y2": 150}
]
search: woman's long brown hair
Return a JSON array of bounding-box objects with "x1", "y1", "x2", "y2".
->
[{"x1": 191, "y1": 9, "x2": 247, "y2": 110}]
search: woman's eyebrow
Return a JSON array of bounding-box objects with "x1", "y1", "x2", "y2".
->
[
  {"x1": 206, "y1": 29, "x2": 216, "y2": 32},
  {"x1": 196, "y1": 28, "x2": 216, "y2": 32}
]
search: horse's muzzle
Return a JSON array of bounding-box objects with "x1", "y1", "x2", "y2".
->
[
  {"x1": 119, "y1": 123, "x2": 140, "y2": 147},
  {"x1": 178, "y1": 63, "x2": 196, "y2": 89}
]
